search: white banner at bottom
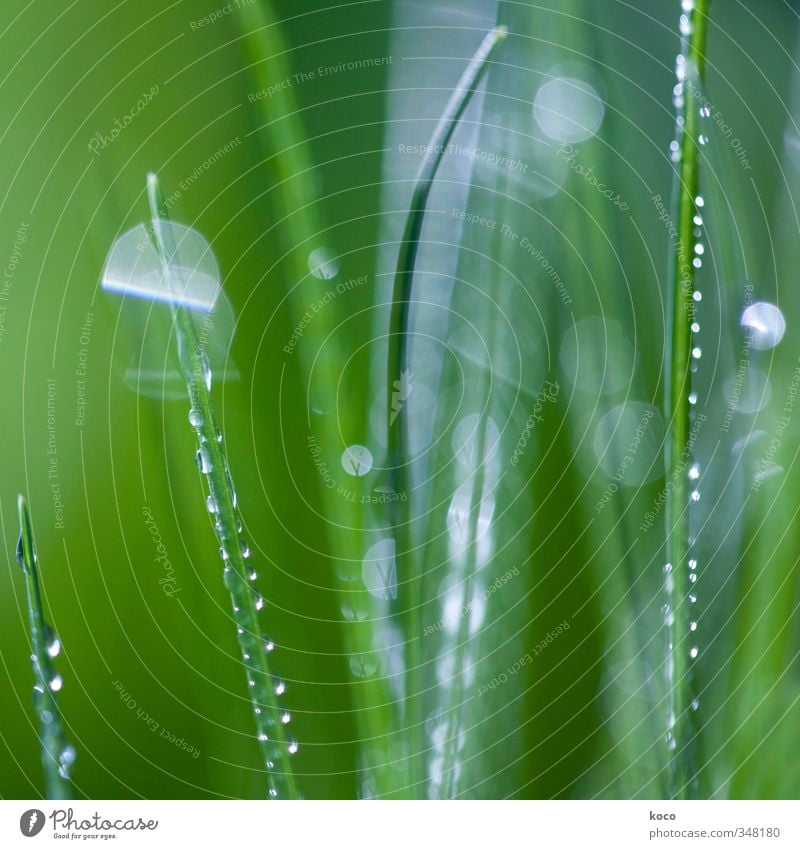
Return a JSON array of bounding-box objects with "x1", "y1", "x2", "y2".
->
[{"x1": 1, "y1": 800, "x2": 797, "y2": 848}]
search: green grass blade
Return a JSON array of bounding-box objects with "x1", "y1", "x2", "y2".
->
[
  {"x1": 664, "y1": 0, "x2": 710, "y2": 800},
  {"x1": 145, "y1": 173, "x2": 298, "y2": 800},
  {"x1": 384, "y1": 24, "x2": 507, "y2": 797},
  {"x1": 387, "y1": 24, "x2": 508, "y2": 481},
  {"x1": 16, "y1": 494, "x2": 75, "y2": 800}
]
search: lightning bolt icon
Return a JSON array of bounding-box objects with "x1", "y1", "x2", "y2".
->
[{"x1": 28, "y1": 811, "x2": 39, "y2": 834}]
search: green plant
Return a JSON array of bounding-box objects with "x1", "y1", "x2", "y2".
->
[
  {"x1": 385, "y1": 25, "x2": 508, "y2": 797},
  {"x1": 16, "y1": 495, "x2": 74, "y2": 800},
  {"x1": 664, "y1": 0, "x2": 710, "y2": 799},
  {"x1": 144, "y1": 173, "x2": 298, "y2": 799}
]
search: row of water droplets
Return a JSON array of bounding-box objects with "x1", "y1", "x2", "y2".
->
[
  {"x1": 187, "y1": 347, "x2": 298, "y2": 795},
  {"x1": 665, "y1": 0, "x2": 705, "y2": 756},
  {"x1": 15, "y1": 531, "x2": 76, "y2": 781}
]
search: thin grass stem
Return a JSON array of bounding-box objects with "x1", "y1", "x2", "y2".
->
[
  {"x1": 664, "y1": 0, "x2": 709, "y2": 800},
  {"x1": 385, "y1": 25, "x2": 507, "y2": 797},
  {"x1": 146, "y1": 173, "x2": 298, "y2": 799},
  {"x1": 16, "y1": 494, "x2": 74, "y2": 799}
]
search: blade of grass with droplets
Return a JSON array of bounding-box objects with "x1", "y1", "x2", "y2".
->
[
  {"x1": 387, "y1": 24, "x2": 508, "y2": 481},
  {"x1": 385, "y1": 24, "x2": 507, "y2": 797},
  {"x1": 145, "y1": 173, "x2": 298, "y2": 800},
  {"x1": 16, "y1": 495, "x2": 75, "y2": 799},
  {"x1": 664, "y1": 0, "x2": 709, "y2": 800}
]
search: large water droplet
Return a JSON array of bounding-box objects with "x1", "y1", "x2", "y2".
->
[
  {"x1": 740, "y1": 302, "x2": 786, "y2": 350},
  {"x1": 361, "y1": 538, "x2": 397, "y2": 600},
  {"x1": 196, "y1": 447, "x2": 213, "y2": 474},
  {"x1": 308, "y1": 247, "x2": 339, "y2": 280},
  {"x1": 533, "y1": 75, "x2": 605, "y2": 143},
  {"x1": 341, "y1": 444, "x2": 373, "y2": 477}
]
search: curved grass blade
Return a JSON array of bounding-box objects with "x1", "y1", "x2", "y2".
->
[
  {"x1": 144, "y1": 173, "x2": 298, "y2": 799},
  {"x1": 664, "y1": 0, "x2": 710, "y2": 800},
  {"x1": 387, "y1": 24, "x2": 508, "y2": 482},
  {"x1": 16, "y1": 494, "x2": 75, "y2": 799},
  {"x1": 384, "y1": 24, "x2": 507, "y2": 796}
]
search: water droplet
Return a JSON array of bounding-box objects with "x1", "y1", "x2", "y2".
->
[
  {"x1": 694, "y1": 243, "x2": 705, "y2": 255},
  {"x1": 50, "y1": 675, "x2": 63, "y2": 692},
  {"x1": 689, "y1": 559, "x2": 697, "y2": 570},
  {"x1": 288, "y1": 740, "x2": 299, "y2": 754},
  {"x1": 268, "y1": 788, "x2": 278, "y2": 798},
  {"x1": 740, "y1": 302, "x2": 786, "y2": 350},
  {"x1": 688, "y1": 391, "x2": 698, "y2": 405},
  {"x1": 691, "y1": 321, "x2": 700, "y2": 333},
  {"x1": 275, "y1": 681, "x2": 286, "y2": 696},
  {"x1": 689, "y1": 593, "x2": 697, "y2": 604},
  {"x1": 688, "y1": 464, "x2": 700, "y2": 480},
  {"x1": 690, "y1": 490, "x2": 700, "y2": 501},
  {"x1": 200, "y1": 351, "x2": 212, "y2": 392},
  {"x1": 533, "y1": 75, "x2": 605, "y2": 143},
  {"x1": 189, "y1": 407, "x2": 204, "y2": 427},
  {"x1": 693, "y1": 291, "x2": 702, "y2": 302},
  {"x1": 691, "y1": 698, "x2": 700, "y2": 711},
  {"x1": 689, "y1": 572, "x2": 697, "y2": 583},
  {"x1": 41, "y1": 710, "x2": 54, "y2": 724},
  {"x1": 695, "y1": 196, "x2": 705, "y2": 207},
  {"x1": 689, "y1": 646, "x2": 698, "y2": 658},
  {"x1": 265, "y1": 641, "x2": 275, "y2": 653},
  {"x1": 15, "y1": 534, "x2": 25, "y2": 570},
  {"x1": 248, "y1": 569, "x2": 258, "y2": 581},
  {"x1": 308, "y1": 247, "x2": 340, "y2": 280},
  {"x1": 196, "y1": 447, "x2": 213, "y2": 474},
  {"x1": 206, "y1": 495, "x2": 218, "y2": 514},
  {"x1": 341, "y1": 444, "x2": 373, "y2": 477},
  {"x1": 281, "y1": 712, "x2": 291, "y2": 724},
  {"x1": 362, "y1": 538, "x2": 397, "y2": 600},
  {"x1": 698, "y1": 134, "x2": 708, "y2": 145},
  {"x1": 220, "y1": 546, "x2": 229, "y2": 561},
  {"x1": 255, "y1": 596, "x2": 264, "y2": 612},
  {"x1": 58, "y1": 745, "x2": 76, "y2": 779},
  {"x1": 349, "y1": 654, "x2": 378, "y2": 679},
  {"x1": 45, "y1": 629, "x2": 61, "y2": 659},
  {"x1": 690, "y1": 621, "x2": 697, "y2": 631}
]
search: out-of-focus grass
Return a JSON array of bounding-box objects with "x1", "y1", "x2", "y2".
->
[{"x1": 1, "y1": 0, "x2": 799, "y2": 800}]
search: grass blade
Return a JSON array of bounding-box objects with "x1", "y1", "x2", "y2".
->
[
  {"x1": 664, "y1": 0, "x2": 710, "y2": 800},
  {"x1": 16, "y1": 494, "x2": 75, "y2": 799},
  {"x1": 384, "y1": 24, "x2": 507, "y2": 796},
  {"x1": 387, "y1": 24, "x2": 508, "y2": 480},
  {"x1": 145, "y1": 173, "x2": 298, "y2": 799}
]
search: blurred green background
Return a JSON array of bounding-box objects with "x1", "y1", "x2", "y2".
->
[{"x1": 1, "y1": 0, "x2": 799, "y2": 799}]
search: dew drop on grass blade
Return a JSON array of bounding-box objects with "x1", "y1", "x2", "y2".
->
[
  {"x1": 385, "y1": 24, "x2": 508, "y2": 798},
  {"x1": 101, "y1": 220, "x2": 239, "y2": 399},
  {"x1": 99, "y1": 175, "x2": 299, "y2": 799},
  {"x1": 16, "y1": 494, "x2": 75, "y2": 799}
]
